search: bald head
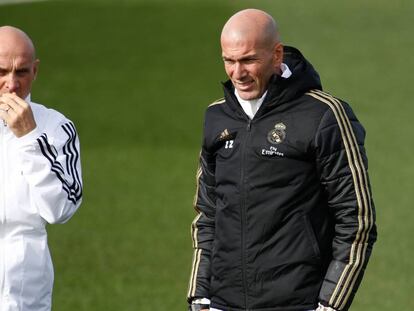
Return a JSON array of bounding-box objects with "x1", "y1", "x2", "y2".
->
[
  {"x1": 220, "y1": 9, "x2": 284, "y2": 100},
  {"x1": 221, "y1": 9, "x2": 280, "y2": 50},
  {"x1": 0, "y1": 26, "x2": 36, "y2": 60},
  {"x1": 0, "y1": 26, "x2": 39, "y2": 98}
]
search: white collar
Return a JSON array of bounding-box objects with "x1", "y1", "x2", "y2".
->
[
  {"x1": 280, "y1": 63, "x2": 292, "y2": 79},
  {"x1": 235, "y1": 89, "x2": 267, "y2": 120}
]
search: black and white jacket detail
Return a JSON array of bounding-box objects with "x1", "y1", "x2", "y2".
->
[{"x1": 187, "y1": 47, "x2": 377, "y2": 311}]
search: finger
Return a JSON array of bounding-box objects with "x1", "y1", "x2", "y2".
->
[
  {"x1": 0, "y1": 102, "x2": 14, "y2": 115},
  {"x1": 0, "y1": 103, "x2": 10, "y2": 111},
  {"x1": 0, "y1": 104, "x2": 17, "y2": 121},
  {"x1": 1, "y1": 93, "x2": 28, "y2": 109},
  {"x1": 0, "y1": 99, "x2": 19, "y2": 119},
  {"x1": 0, "y1": 109, "x2": 11, "y2": 124},
  {"x1": 4, "y1": 105, "x2": 17, "y2": 117},
  {"x1": 0, "y1": 94, "x2": 24, "y2": 113},
  {"x1": 10, "y1": 92, "x2": 28, "y2": 106}
]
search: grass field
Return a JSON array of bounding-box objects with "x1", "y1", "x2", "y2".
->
[{"x1": 1, "y1": 0, "x2": 414, "y2": 310}]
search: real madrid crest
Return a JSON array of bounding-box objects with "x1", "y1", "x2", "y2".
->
[{"x1": 267, "y1": 122, "x2": 286, "y2": 144}]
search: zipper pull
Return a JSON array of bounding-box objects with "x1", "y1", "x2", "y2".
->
[{"x1": 246, "y1": 119, "x2": 252, "y2": 131}]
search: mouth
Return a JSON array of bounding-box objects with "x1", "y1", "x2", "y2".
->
[{"x1": 234, "y1": 80, "x2": 254, "y2": 91}]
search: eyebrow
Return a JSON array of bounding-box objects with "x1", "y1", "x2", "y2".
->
[
  {"x1": 0, "y1": 64, "x2": 31, "y2": 71},
  {"x1": 222, "y1": 54, "x2": 259, "y2": 61}
]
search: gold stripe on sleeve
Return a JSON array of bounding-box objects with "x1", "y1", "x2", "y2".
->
[
  {"x1": 187, "y1": 154, "x2": 204, "y2": 299},
  {"x1": 187, "y1": 212, "x2": 202, "y2": 298},
  {"x1": 307, "y1": 90, "x2": 374, "y2": 309},
  {"x1": 193, "y1": 165, "x2": 202, "y2": 210}
]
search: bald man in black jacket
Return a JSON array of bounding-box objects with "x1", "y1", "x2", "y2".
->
[{"x1": 187, "y1": 9, "x2": 376, "y2": 311}]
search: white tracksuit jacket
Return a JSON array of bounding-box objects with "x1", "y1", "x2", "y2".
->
[{"x1": 0, "y1": 98, "x2": 83, "y2": 311}]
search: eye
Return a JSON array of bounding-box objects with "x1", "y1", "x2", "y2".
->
[
  {"x1": 16, "y1": 68, "x2": 30, "y2": 77},
  {"x1": 0, "y1": 69, "x2": 8, "y2": 76},
  {"x1": 241, "y1": 58, "x2": 257, "y2": 65},
  {"x1": 223, "y1": 58, "x2": 235, "y2": 65}
]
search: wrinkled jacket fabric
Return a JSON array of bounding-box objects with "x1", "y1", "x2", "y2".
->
[
  {"x1": 187, "y1": 47, "x2": 376, "y2": 311},
  {"x1": 0, "y1": 98, "x2": 82, "y2": 311}
]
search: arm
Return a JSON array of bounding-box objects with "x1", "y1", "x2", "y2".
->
[
  {"x1": 187, "y1": 144, "x2": 216, "y2": 306},
  {"x1": 314, "y1": 94, "x2": 377, "y2": 311},
  {"x1": 18, "y1": 120, "x2": 83, "y2": 224},
  {"x1": 0, "y1": 93, "x2": 82, "y2": 224}
]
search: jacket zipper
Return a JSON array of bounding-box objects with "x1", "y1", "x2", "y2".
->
[{"x1": 240, "y1": 118, "x2": 252, "y2": 309}]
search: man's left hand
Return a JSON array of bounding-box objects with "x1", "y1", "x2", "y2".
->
[{"x1": 0, "y1": 93, "x2": 37, "y2": 137}]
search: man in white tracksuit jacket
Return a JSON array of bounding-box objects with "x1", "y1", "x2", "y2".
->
[{"x1": 0, "y1": 26, "x2": 82, "y2": 310}]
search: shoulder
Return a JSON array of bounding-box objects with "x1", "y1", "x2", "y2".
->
[
  {"x1": 306, "y1": 89, "x2": 348, "y2": 112},
  {"x1": 207, "y1": 97, "x2": 225, "y2": 108},
  {"x1": 205, "y1": 96, "x2": 228, "y2": 113},
  {"x1": 31, "y1": 101, "x2": 73, "y2": 124},
  {"x1": 205, "y1": 97, "x2": 226, "y2": 114},
  {"x1": 305, "y1": 89, "x2": 360, "y2": 128},
  {"x1": 203, "y1": 97, "x2": 227, "y2": 121},
  {"x1": 30, "y1": 101, "x2": 76, "y2": 135}
]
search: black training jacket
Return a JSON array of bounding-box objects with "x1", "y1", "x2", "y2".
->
[{"x1": 187, "y1": 47, "x2": 377, "y2": 311}]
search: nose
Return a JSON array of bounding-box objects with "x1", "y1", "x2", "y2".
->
[
  {"x1": 5, "y1": 73, "x2": 19, "y2": 93},
  {"x1": 233, "y1": 62, "x2": 246, "y2": 80}
]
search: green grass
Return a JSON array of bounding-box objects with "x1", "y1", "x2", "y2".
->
[{"x1": 1, "y1": 0, "x2": 414, "y2": 310}]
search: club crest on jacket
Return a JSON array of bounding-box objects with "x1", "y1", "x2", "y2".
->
[{"x1": 267, "y1": 122, "x2": 286, "y2": 144}]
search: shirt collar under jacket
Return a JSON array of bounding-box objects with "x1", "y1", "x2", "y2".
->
[{"x1": 235, "y1": 63, "x2": 292, "y2": 120}]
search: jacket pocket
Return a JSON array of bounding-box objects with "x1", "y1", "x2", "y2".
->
[
  {"x1": 5, "y1": 237, "x2": 24, "y2": 302},
  {"x1": 22, "y1": 237, "x2": 54, "y2": 304},
  {"x1": 303, "y1": 215, "x2": 321, "y2": 258}
]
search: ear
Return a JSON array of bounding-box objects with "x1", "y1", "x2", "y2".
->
[
  {"x1": 273, "y1": 42, "x2": 284, "y2": 68},
  {"x1": 32, "y1": 59, "x2": 40, "y2": 80}
]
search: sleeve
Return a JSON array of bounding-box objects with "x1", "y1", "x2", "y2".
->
[
  {"x1": 187, "y1": 128, "x2": 216, "y2": 302},
  {"x1": 16, "y1": 119, "x2": 83, "y2": 224},
  {"x1": 314, "y1": 98, "x2": 377, "y2": 311}
]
